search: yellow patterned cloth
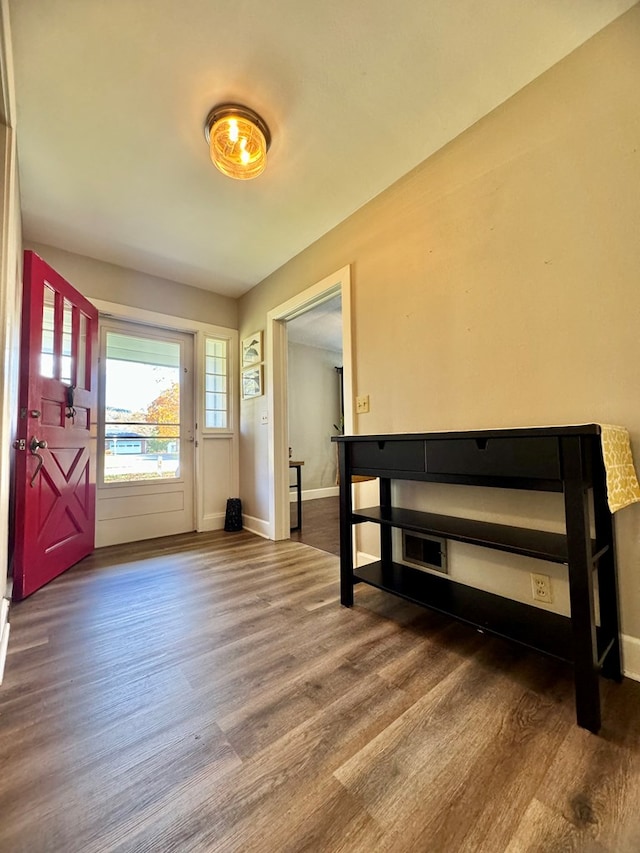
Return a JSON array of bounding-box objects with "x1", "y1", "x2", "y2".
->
[{"x1": 600, "y1": 424, "x2": 640, "y2": 512}]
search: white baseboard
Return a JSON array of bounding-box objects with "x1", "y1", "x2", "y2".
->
[
  {"x1": 242, "y1": 514, "x2": 270, "y2": 539},
  {"x1": 622, "y1": 634, "x2": 640, "y2": 682},
  {"x1": 0, "y1": 597, "x2": 10, "y2": 686},
  {"x1": 356, "y1": 550, "x2": 379, "y2": 567},
  {"x1": 289, "y1": 486, "x2": 339, "y2": 503},
  {"x1": 198, "y1": 512, "x2": 225, "y2": 532}
]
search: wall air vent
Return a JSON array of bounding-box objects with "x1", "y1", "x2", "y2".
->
[{"x1": 402, "y1": 530, "x2": 448, "y2": 574}]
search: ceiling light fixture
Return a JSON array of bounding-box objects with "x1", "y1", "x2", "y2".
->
[{"x1": 204, "y1": 103, "x2": 271, "y2": 180}]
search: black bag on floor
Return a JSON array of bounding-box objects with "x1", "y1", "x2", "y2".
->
[{"x1": 224, "y1": 498, "x2": 243, "y2": 532}]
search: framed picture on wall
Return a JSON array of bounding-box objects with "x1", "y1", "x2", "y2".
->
[
  {"x1": 242, "y1": 331, "x2": 263, "y2": 367},
  {"x1": 242, "y1": 365, "x2": 263, "y2": 399}
]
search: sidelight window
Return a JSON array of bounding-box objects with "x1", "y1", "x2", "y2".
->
[{"x1": 204, "y1": 337, "x2": 228, "y2": 429}]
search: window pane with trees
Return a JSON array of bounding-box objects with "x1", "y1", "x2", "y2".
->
[{"x1": 103, "y1": 331, "x2": 182, "y2": 482}]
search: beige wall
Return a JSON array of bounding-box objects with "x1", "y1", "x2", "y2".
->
[
  {"x1": 239, "y1": 7, "x2": 640, "y2": 643},
  {"x1": 26, "y1": 242, "x2": 238, "y2": 330}
]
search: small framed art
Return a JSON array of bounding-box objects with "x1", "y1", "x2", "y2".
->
[
  {"x1": 242, "y1": 365, "x2": 263, "y2": 399},
  {"x1": 242, "y1": 331, "x2": 263, "y2": 367}
]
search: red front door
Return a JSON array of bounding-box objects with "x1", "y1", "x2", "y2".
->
[{"x1": 12, "y1": 251, "x2": 98, "y2": 599}]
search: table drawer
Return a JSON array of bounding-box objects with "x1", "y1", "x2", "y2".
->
[
  {"x1": 425, "y1": 437, "x2": 560, "y2": 480},
  {"x1": 350, "y1": 440, "x2": 426, "y2": 473}
]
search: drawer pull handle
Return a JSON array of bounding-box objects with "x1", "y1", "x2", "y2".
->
[
  {"x1": 377, "y1": 441, "x2": 386, "y2": 450},
  {"x1": 475, "y1": 438, "x2": 489, "y2": 451}
]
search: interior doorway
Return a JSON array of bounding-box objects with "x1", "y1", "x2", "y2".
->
[
  {"x1": 266, "y1": 265, "x2": 352, "y2": 541},
  {"x1": 287, "y1": 296, "x2": 343, "y2": 552}
]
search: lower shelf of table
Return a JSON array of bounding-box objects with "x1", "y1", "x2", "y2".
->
[{"x1": 352, "y1": 561, "x2": 611, "y2": 667}]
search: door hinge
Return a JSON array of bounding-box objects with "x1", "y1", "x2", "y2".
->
[{"x1": 13, "y1": 439, "x2": 26, "y2": 450}]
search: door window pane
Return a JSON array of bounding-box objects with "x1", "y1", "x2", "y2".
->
[
  {"x1": 41, "y1": 284, "x2": 56, "y2": 377},
  {"x1": 77, "y1": 313, "x2": 88, "y2": 390},
  {"x1": 204, "y1": 337, "x2": 228, "y2": 429},
  {"x1": 103, "y1": 331, "x2": 181, "y2": 483},
  {"x1": 61, "y1": 298, "x2": 73, "y2": 383}
]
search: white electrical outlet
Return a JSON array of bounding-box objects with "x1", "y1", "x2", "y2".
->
[
  {"x1": 356, "y1": 395, "x2": 370, "y2": 413},
  {"x1": 531, "y1": 572, "x2": 552, "y2": 603}
]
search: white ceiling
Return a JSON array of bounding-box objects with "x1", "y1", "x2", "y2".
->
[{"x1": 9, "y1": 0, "x2": 636, "y2": 298}]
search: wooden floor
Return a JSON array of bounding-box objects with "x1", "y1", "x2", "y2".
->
[
  {"x1": 290, "y1": 495, "x2": 340, "y2": 556},
  {"x1": 2, "y1": 531, "x2": 640, "y2": 853}
]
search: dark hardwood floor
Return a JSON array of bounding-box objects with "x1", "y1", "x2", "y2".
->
[
  {"x1": 1, "y1": 530, "x2": 640, "y2": 852},
  {"x1": 290, "y1": 495, "x2": 340, "y2": 556}
]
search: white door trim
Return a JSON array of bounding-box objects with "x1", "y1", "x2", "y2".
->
[
  {"x1": 91, "y1": 299, "x2": 239, "y2": 535},
  {"x1": 266, "y1": 265, "x2": 353, "y2": 540},
  {"x1": 1, "y1": 0, "x2": 17, "y2": 129},
  {"x1": 2, "y1": 0, "x2": 18, "y2": 675}
]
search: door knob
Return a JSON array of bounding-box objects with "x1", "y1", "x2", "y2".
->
[{"x1": 29, "y1": 437, "x2": 48, "y2": 487}]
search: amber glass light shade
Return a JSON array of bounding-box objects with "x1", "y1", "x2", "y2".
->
[{"x1": 204, "y1": 104, "x2": 271, "y2": 180}]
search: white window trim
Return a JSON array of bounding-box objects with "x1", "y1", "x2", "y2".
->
[
  {"x1": 97, "y1": 319, "x2": 192, "y2": 490},
  {"x1": 203, "y1": 334, "x2": 231, "y2": 434}
]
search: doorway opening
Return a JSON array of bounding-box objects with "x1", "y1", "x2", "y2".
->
[
  {"x1": 96, "y1": 318, "x2": 195, "y2": 547},
  {"x1": 266, "y1": 265, "x2": 352, "y2": 541},
  {"x1": 287, "y1": 296, "x2": 343, "y2": 554}
]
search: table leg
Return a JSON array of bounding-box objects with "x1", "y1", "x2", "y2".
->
[
  {"x1": 562, "y1": 436, "x2": 601, "y2": 733},
  {"x1": 290, "y1": 464, "x2": 302, "y2": 531},
  {"x1": 338, "y1": 444, "x2": 354, "y2": 607}
]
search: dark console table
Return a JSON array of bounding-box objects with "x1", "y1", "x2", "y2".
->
[{"x1": 333, "y1": 425, "x2": 622, "y2": 732}]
